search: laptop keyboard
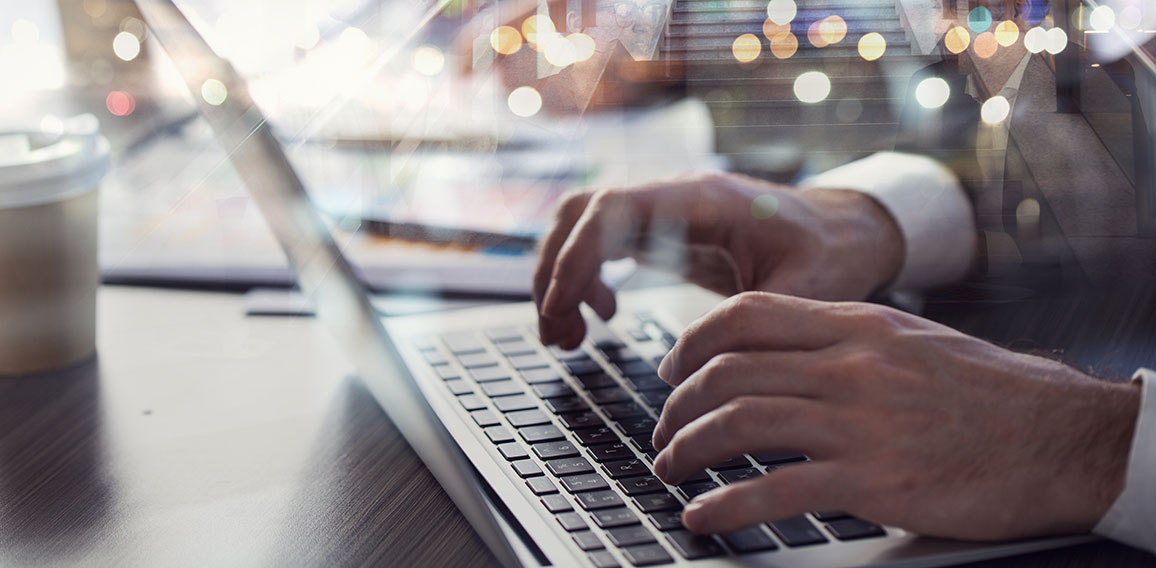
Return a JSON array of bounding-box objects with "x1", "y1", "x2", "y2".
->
[{"x1": 412, "y1": 312, "x2": 886, "y2": 566}]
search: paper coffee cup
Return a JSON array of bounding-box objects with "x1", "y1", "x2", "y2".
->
[{"x1": 0, "y1": 125, "x2": 109, "y2": 375}]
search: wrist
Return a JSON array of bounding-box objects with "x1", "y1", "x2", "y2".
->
[{"x1": 802, "y1": 188, "x2": 904, "y2": 295}]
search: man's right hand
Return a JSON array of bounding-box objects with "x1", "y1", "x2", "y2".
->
[{"x1": 532, "y1": 172, "x2": 905, "y2": 348}]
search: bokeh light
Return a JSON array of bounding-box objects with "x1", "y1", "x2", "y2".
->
[
  {"x1": 11, "y1": 19, "x2": 40, "y2": 44},
  {"x1": 981, "y1": 95, "x2": 1010, "y2": 124},
  {"x1": 915, "y1": 77, "x2": 950, "y2": 109},
  {"x1": 84, "y1": 0, "x2": 108, "y2": 18},
  {"x1": 544, "y1": 34, "x2": 578, "y2": 67},
  {"x1": 412, "y1": 45, "x2": 445, "y2": 75},
  {"x1": 818, "y1": 16, "x2": 847, "y2": 45},
  {"x1": 1045, "y1": 27, "x2": 1067, "y2": 54},
  {"x1": 490, "y1": 26, "x2": 523, "y2": 55},
  {"x1": 793, "y1": 71, "x2": 831, "y2": 103},
  {"x1": 763, "y1": 19, "x2": 788, "y2": 39},
  {"x1": 994, "y1": 20, "x2": 1019, "y2": 46},
  {"x1": 858, "y1": 32, "x2": 886, "y2": 61},
  {"x1": 766, "y1": 0, "x2": 797, "y2": 26},
  {"x1": 1024, "y1": 26, "x2": 1047, "y2": 53},
  {"x1": 106, "y1": 91, "x2": 135, "y2": 116},
  {"x1": 944, "y1": 26, "x2": 970, "y2": 54},
  {"x1": 973, "y1": 31, "x2": 997, "y2": 58},
  {"x1": 521, "y1": 15, "x2": 555, "y2": 45},
  {"x1": 751, "y1": 194, "x2": 779, "y2": 219},
  {"x1": 968, "y1": 6, "x2": 992, "y2": 33},
  {"x1": 569, "y1": 33, "x2": 596, "y2": 62},
  {"x1": 807, "y1": 20, "x2": 828, "y2": 48},
  {"x1": 507, "y1": 86, "x2": 542, "y2": 117},
  {"x1": 112, "y1": 31, "x2": 141, "y2": 61},
  {"x1": 1090, "y1": 6, "x2": 1116, "y2": 31},
  {"x1": 1118, "y1": 6, "x2": 1142, "y2": 29},
  {"x1": 732, "y1": 33, "x2": 762, "y2": 63},
  {"x1": 769, "y1": 31, "x2": 798, "y2": 59},
  {"x1": 201, "y1": 79, "x2": 228, "y2": 106}
]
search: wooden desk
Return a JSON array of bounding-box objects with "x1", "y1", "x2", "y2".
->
[{"x1": 0, "y1": 287, "x2": 1151, "y2": 567}]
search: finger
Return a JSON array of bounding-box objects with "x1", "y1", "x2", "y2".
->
[
  {"x1": 657, "y1": 292, "x2": 848, "y2": 384},
  {"x1": 534, "y1": 191, "x2": 593, "y2": 344},
  {"x1": 653, "y1": 351, "x2": 832, "y2": 451},
  {"x1": 682, "y1": 464, "x2": 846, "y2": 534},
  {"x1": 653, "y1": 396, "x2": 838, "y2": 484},
  {"x1": 583, "y1": 278, "x2": 617, "y2": 321}
]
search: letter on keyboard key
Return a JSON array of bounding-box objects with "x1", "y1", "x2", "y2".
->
[
  {"x1": 621, "y1": 543, "x2": 674, "y2": 566},
  {"x1": 648, "y1": 511, "x2": 684, "y2": 531},
  {"x1": 589, "y1": 442, "x2": 633, "y2": 463},
  {"x1": 677, "y1": 480, "x2": 719, "y2": 501},
  {"x1": 617, "y1": 418, "x2": 657, "y2": 437},
  {"x1": 633, "y1": 492, "x2": 681, "y2": 513},
  {"x1": 768, "y1": 515, "x2": 828, "y2": 546},
  {"x1": 506, "y1": 408, "x2": 551, "y2": 427},
  {"x1": 721, "y1": 527, "x2": 779, "y2": 554},
  {"x1": 573, "y1": 427, "x2": 618, "y2": 446},
  {"x1": 602, "y1": 459, "x2": 650, "y2": 479},
  {"x1": 559, "y1": 411, "x2": 603, "y2": 430},
  {"x1": 618, "y1": 475, "x2": 666, "y2": 496},
  {"x1": 666, "y1": 530, "x2": 724, "y2": 559},
  {"x1": 533, "y1": 440, "x2": 579, "y2": 460},
  {"x1": 519, "y1": 424, "x2": 565, "y2": 443},
  {"x1": 575, "y1": 490, "x2": 624, "y2": 511},
  {"x1": 602, "y1": 402, "x2": 645, "y2": 420},
  {"x1": 591, "y1": 507, "x2": 640, "y2": 528},
  {"x1": 605, "y1": 525, "x2": 657, "y2": 547},
  {"x1": 546, "y1": 456, "x2": 595, "y2": 476},
  {"x1": 826, "y1": 518, "x2": 886, "y2": 540},
  {"x1": 559, "y1": 473, "x2": 610, "y2": 493}
]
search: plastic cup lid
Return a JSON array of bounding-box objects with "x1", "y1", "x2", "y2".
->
[{"x1": 0, "y1": 117, "x2": 110, "y2": 208}]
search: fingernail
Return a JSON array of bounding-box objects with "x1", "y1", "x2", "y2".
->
[
  {"x1": 657, "y1": 353, "x2": 672, "y2": 380},
  {"x1": 652, "y1": 429, "x2": 666, "y2": 452},
  {"x1": 683, "y1": 501, "x2": 706, "y2": 532}
]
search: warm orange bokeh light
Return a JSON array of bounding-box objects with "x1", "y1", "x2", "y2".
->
[
  {"x1": 770, "y1": 31, "x2": 799, "y2": 58},
  {"x1": 945, "y1": 26, "x2": 970, "y2": 54},
  {"x1": 973, "y1": 31, "x2": 997, "y2": 58},
  {"x1": 732, "y1": 33, "x2": 762, "y2": 63}
]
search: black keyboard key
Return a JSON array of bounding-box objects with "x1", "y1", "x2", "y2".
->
[
  {"x1": 586, "y1": 550, "x2": 620, "y2": 568},
  {"x1": 445, "y1": 379, "x2": 474, "y2": 396},
  {"x1": 522, "y1": 368, "x2": 564, "y2": 384},
  {"x1": 621, "y1": 543, "x2": 674, "y2": 566},
  {"x1": 590, "y1": 387, "x2": 633, "y2": 404},
  {"x1": 533, "y1": 440, "x2": 580, "y2": 460},
  {"x1": 589, "y1": 442, "x2": 634, "y2": 463},
  {"x1": 666, "y1": 530, "x2": 724, "y2": 559},
  {"x1": 630, "y1": 435, "x2": 655, "y2": 453},
  {"x1": 678, "y1": 480, "x2": 720, "y2": 501},
  {"x1": 497, "y1": 340, "x2": 536, "y2": 356},
  {"x1": 603, "y1": 459, "x2": 650, "y2": 479},
  {"x1": 617, "y1": 418, "x2": 657, "y2": 437},
  {"x1": 457, "y1": 394, "x2": 486, "y2": 411},
  {"x1": 520, "y1": 424, "x2": 565, "y2": 443},
  {"x1": 572, "y1": 531, "x2": 605, "y2": 551},
  {"x1": 458, "y1": 352, "x2": 498, "y2": 368},
  {"x1": 753, "y1": 452, "x2": 808, "y2": 466},
  {"x1": 603, "y1": 346, "x2": 641, "y2": 363},
  {"x1": 710, "y1": 456, "x2": 753, "y2": 471},
  {"x1": 480, "y1": 380, "x2": 524, "y2": 398},
  {"x1": 497, "y1": 443, "x2": 528, "y2": 460},
  {"x1": 559, "y1": 411, "x2": 604, "y2": 430},
  {"x1": 812, "y1": 511, "x2": 851, "y2": 522},
  {"x1": 616, "y1": 360, "x2": 655, "y2": 377},
  {"x1": 826, "y1": 518, "x2": 886, "y2": 540},
  {"x1": 618, "y1": 475, "x2": 666, "y2": 496},
  {"x1": 545, "y1": 396, "x2": 589, "y2": 414},
  {"x1": 560, "y1": 473, "x2": 610, "y2": 493},
  {"x1": 603, "y1": 402, "x2": 646, "y2": 420},
  {"x1": 576, "y1": 490, "x2": 625, "y2": 511},
  {"x1": 681, "y1": 470, "x2": 712, "y2": 483},
  {"x1": 512, "y1": 460, "x2": 543, "y2": 478},
  {"x1": 485, "y1": 327, "x2": 523, "y2": 342},
  {"x1": 470, "y1": 409, "x2": 501, "y2": 427},
  {"x1": 556, "y1": 511, "x2": 587, "y2": 531},
  {"x1": 495, "y1": 395, "x2": 538, "y2": 412},
  {"x1": 550, "y1": 346, "x2": 589, "y2": 361},
  {"x1": 648, "y1": 511, "x2": 684, "y2": 531},
  {"x1": 592, "y1": 507, "x2": 640, "y2": 529},
  {"x1": 509, "y1": 354, "x2": 550, "y2": 369},
  {"x1": 542, "y1": 494, "x2": 572, "y2": 512},
  {"x1": 469, "y1": 366, "x2": 511, "y2": 383},
  {"x1": 718, "y1": 467, "x2": 762, "y2": 484},
  {"x1": 531, "y1": 381, "x2": 574, "y2": 399},
  {"x1": 574, "y1": 427, "x2": 618, "y2": 446},
  {"x1": 625, "y1": 374, "x2": 669, "y2": 392},
  {"x1": 434, "y1": 365, "x2": 461, "y2": 380},
  {"x1": 423, "y1": 350, "x2": 449, "y2": 365},
  {"x1": 443, "y1": 333, "x2": 485, "y2": 354},
  {"x1": 565, "y1": 358, "x2": 603, "y2": 376},
  {"x1": 577, "y1": 372, "x2": 618, "y2": 390},
  {"x1": 633, "y1": 492, "x2": 682, "y2": 513},
  {"x1": 769, "y1": 515, "x2": 828, "y2": 546},
  {"x1": 527, "y1": 477, "x2": 558, "y2": 495},
  {"x1": 606, "y1": 525, "x2": 657, "y2": 547},
  {"x1": 638, "y1": 390, "x2": 671, "y2": 410},
  {"x1": 546, "y1": 456, "x2": 595, "y2": 476},
  {"x1": 507, "y1": 408, "x2": 552, "y2": 427},
  {"x1": 484, "y1": 426, "x2": 514, "y2": 443},
  {"x1": 721, "y1": 526, "x2": 779, "y2": 554},
  {"x1": 594, "y1": 338, "x2": 627, "y2": 352}
]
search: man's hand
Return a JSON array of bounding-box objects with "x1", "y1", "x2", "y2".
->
[
  {"x1": 650, "y1": 292, "x2": 1141, "y2": 541},
  {"x1": 533, "y1": 172, "x2": 904, "y2": 348}
]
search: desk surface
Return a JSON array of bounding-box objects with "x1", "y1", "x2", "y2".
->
[{"x1": 0, "y1": 287, "x2": 1152, "y2": 567}]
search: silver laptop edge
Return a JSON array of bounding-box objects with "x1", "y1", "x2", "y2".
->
[{"x1": 134, "y1": 1, "x2": 531, "y2": 566}]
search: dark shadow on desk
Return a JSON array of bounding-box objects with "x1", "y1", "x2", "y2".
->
[
  {"x1": 0, "y1": 359, "x2": 117, "y2": 565},
  {"x1": 267, "y1": 376, "x2": 499, "y2": 567}
]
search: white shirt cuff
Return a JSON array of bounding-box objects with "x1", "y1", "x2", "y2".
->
[
  {"x1": 1094, "y1": 368, "x2": 1156, "y2": 553},
  {"x1": 801, "y1": 152, "x2": 978, "y2": 290}
]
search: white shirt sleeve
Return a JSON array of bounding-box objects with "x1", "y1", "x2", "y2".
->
[
  {"x1": 1094, "y1": 368, "x2": 1156, "y2": 553},
  {"x1": 800, "y1": 152, "x2": 978, "y2": 290}
]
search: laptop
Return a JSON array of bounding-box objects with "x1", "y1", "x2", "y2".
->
[{"x1": 136, "y1": 1, "x2": 1095, "y2": 566}]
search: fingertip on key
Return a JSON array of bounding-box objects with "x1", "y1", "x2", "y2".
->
[
  {"x1": 682, "y1": 501, "x2": 708, "y2": 533},
  {"x1": 657, "y1": 353, "x2": 673, "y2": 381}
]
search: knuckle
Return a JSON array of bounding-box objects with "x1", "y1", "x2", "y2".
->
[{"x1": 718, "y1": 396, "x2": 762, "y2": 437}]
